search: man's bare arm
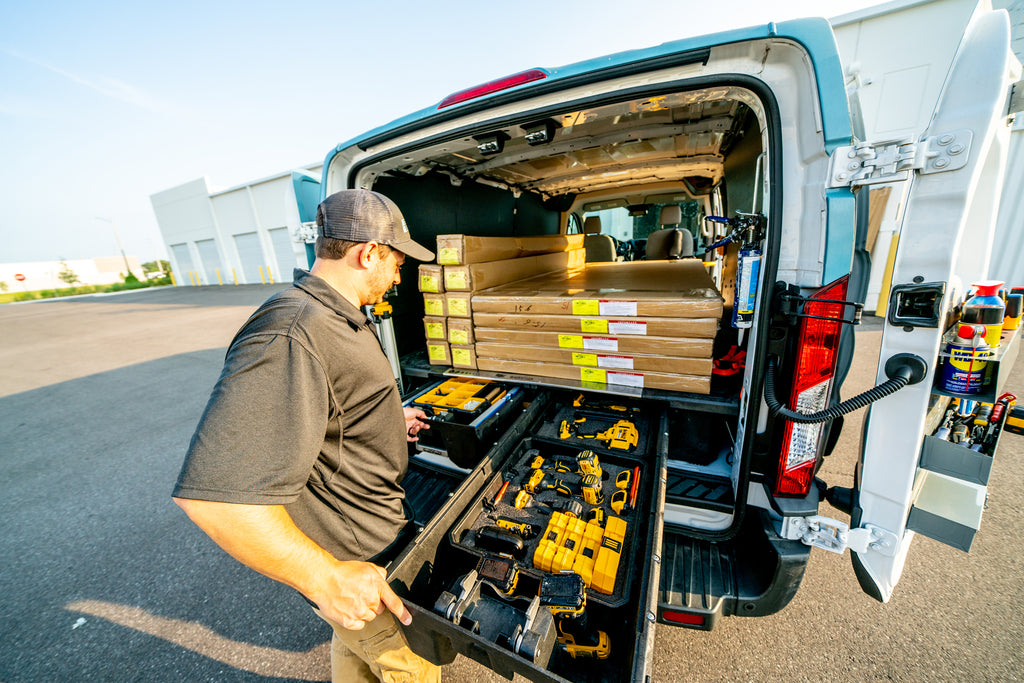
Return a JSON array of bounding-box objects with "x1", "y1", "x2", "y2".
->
[{"x1": 172, "y1": 498, "x2": 411, "y2": 630}]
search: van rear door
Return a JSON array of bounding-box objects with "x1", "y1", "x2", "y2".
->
[{"x1": 843, "y1": 6, "x2": 1019, "y2": 602}]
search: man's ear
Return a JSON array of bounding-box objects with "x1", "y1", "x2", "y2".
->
[{"x1": 354, "y1": 242, "x2": 378, "y2": 269}]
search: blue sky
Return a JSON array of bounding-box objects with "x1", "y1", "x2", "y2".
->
[{"x1": 0, "y1": 0, "x2": 884, "y2": 265}]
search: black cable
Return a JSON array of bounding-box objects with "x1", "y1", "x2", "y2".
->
[{"x1": 764, "y1": 355, "x2": 914, "y2": 425}]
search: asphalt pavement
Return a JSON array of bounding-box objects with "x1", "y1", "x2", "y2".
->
[{"x1": 0, "y1": 284, "x2": 1021, "y2": 682}]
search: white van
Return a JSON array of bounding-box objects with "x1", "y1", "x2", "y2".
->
[{"x1": 318, "y1": 5, "x2": 1021, "y2": 681}]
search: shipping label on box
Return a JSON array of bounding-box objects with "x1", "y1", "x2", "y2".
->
[
  {"x1": 422, "y1": 293, "x2": 446, "y2": 317},
  {"x1": 447, "y1": 318, "x2": 475, "y2": 346},
  {"x1": 445, "y1": 292, "x2": 472, "y2": 318},
  {"x1": 418, "y1": 264, "x2": 444, "y2": 293},
  {"x1": 472, "y1": 327, "x2": 713, "y2": 357},
  {"x1": 475, "y1": 342, "x2": 712, "y2": 375},
  {"x1": 451, "y1": 344, "x2": 477, "y2": 369},
  {"x1": 426, "y1": 341, "x2": 450, "y2": 365},
  {"x1": 423, "y1": 316, "x2": 447, "y2": 341}
]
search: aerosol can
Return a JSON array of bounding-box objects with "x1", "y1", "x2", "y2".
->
[{"x1": 703, "y1": 213, "x2": 766, "y2": 331}]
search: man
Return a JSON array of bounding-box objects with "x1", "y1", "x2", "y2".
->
[{"x1": 172, "y1": 189, "x2": 440, "y2": 682}]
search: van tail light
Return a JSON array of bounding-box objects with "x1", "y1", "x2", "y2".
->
[
  {"x1": 774, "y1": 276, "x2": 849, "y2": 497},
  {"x1": 438, "y1": 69, "x2": 548, "y2": 109}
]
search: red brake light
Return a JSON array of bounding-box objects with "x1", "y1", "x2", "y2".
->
[
  {"x1": 438, "y1": 69, "x2": 547, "y2": 109},
  {"x1": 774, "y1": 276, "x2": 849, "y2": 497}
]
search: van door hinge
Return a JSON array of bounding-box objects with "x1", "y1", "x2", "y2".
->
[
  {"x1": 827, "y1": 130, "x2": 973, "y2": 188},
  {"x1": 779, "y1": 516, "x2": 898, "y2": 556}
]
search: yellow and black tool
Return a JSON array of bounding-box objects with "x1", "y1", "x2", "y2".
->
[
  {"x1": 615, "y1": 469, "x2": 631, "y2": 490},
  {"x1": 540, "y1": 573, "x2": 611, "y2": 659},
  {"x1": 492, "y1": 516, "x2": 538, "y2": 539},
  {"x1": 594, "y1": 420, "x2": 639, "y2": 450},
  {"x1": 610, "y1": 489, "x2": 628, "y2": 515},
  {"x1": 476, "y1": 554, "x2": 519, "y2": 596}
]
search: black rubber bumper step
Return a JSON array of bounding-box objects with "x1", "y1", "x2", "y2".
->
[
  {"x1": 665, "y1": 469, "x2": 734, "y2": 512},
  {"x1": 658, "y1": 533, "x2": 734, "y2": 630}
]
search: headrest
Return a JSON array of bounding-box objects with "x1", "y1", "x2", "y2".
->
[
  {"x1": 659, "y1": 205, "x2": 682, "y2": 226},
  {"x1": 583, "y1": 216, "x2": 602, "y2": 234}
]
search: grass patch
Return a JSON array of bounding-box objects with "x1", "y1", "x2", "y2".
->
[{"x1": 0, "y1": 277, "x2": 173, "y2": 304}]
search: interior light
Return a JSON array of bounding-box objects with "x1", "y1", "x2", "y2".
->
[
  {"x1": 474, "y1": 132, "x2": 509, "y2": 156},
  {"x1": 522, "y1": 119, "x2": 560, "y2": 146}
]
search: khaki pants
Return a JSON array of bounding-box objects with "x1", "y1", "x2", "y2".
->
[{"x1": 315, "y1": 608, "x2": 440, "y2": 683}]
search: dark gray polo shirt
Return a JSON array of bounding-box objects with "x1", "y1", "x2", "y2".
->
[{"x1": 173, "y1": 269, "x2": 407, "y2": 561}]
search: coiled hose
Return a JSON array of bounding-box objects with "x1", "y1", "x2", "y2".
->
[{"x1": 764, "y1": 355, "x2": 919, "y2": 425}]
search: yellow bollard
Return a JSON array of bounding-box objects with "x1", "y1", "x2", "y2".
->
[
  {"x1": 267, "y1": 267, "x2": 274, "y2": 285},
  {"x1": 258, "y1": 266, "x2": 266, "y2": 284},
  {"x1": 232, "y1": 269, "x2": 238, "y2": 285},
  {"x1": 170, "y1": 272, "x2": 177, "y2": 286},
  {"x1": 216, "y1": 269, "x2": 223, "y2": 285}
]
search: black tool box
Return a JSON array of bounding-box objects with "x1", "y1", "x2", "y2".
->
[{"x1": 389, "y1": 389, "x2": 666, "y2": 682}]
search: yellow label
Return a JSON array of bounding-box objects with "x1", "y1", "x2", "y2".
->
[
  {"x1": 580, "y1": 367, "x2": 607, "y2": 383},
  {"x1": 438, "y1": 247, "x2": 460, "y2": 265},
  {"x1": 449, "y1": 297, "x2": 468, "y2": 316},
  {"x1": 558, "y1": 334, "x2": 583, "y2": 349},
  {"x1": 581, "y1": 319, "x2": 608, "y2": 334},
  {"x1": 419, "y1": 275, "x2": 439, "y2": 293},
  {"x1": 423, "y1": 299, "x2": 443, "y2": 316},
  {"x1": 572, "y1": 299, "x2": 600, "y2": 316},
  {"x1": 427, "y1": 344, "x2": 447, "y2": 361},
  {"x1": 452, "y1": 348, "x2": 471, "y2": 365},
  {"x1": 450, "y1": 329, "x2": 469, "y2": 345},
  {"x1": 446, "y1": 269, "x2": 468, "y2": 289},
  {"x1": 426, "y1": 323, "x2": 444, "y2": 339},
  {"x1": 572, "y1": 352, "x2": 598, "y2": 366}
]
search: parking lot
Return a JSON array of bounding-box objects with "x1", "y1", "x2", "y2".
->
[{"x1": 1, "y1": 284, "x2": 1021, "y2": 682}]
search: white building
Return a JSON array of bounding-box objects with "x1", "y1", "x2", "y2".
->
[
  {"x1": 0, "y1": 256, "x2": 144, "y2": 292},
  {"x1": 150, "y1": 167, "x2": 321, "y2": 286}
]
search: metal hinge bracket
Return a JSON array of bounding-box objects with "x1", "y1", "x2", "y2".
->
[
  {"x1": 827, "y1": 130, "x2": 973, "y2": 188},
  {"x1": 780, "y1": 515, "x2": 898, "y2": 556}
]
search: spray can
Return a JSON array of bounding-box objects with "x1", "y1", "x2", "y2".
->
[
  {"x1": 732, "y1": 246, "x2": 762, "y2": 329},
  {"x1": 940, "y1": 324, "x2": 990, "y2": 394},
  {"x1": 961, "y1": 281, "x2": 1005, "y2": 348}
]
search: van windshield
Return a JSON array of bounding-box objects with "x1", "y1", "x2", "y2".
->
[{"x1": 583, "y1": 200, "x2": 703, "y2": 243}]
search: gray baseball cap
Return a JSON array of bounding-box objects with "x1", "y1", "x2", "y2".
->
[{"x1": 316, "y1": 189, "x2": 434, "y2": 262}]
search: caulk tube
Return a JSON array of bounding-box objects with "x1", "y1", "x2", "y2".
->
[{"x1": 732, "y1": 246, "x2": 761, "y2": 329}]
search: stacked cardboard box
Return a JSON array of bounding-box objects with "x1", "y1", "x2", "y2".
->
[
  {"x1": 471, "y1": 260, "x2": 723, "y2": 394},
  {"x1": 419, "y1": 234, "x2": 586, "y2": 369}
]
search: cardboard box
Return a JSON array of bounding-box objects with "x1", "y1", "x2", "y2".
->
[
  {"x1": 422, "y1": 293, "x2": 446, "y2": 317},
  {"x1": 471, "y1": 260, "x2": 723, "y2": 318},
  {"x1": 447, "y1": 318, "x2": 475, "y2": 346},
  {"x1": 445, "y1": 292, "x2": 472, "y2": 318},
  {"x1": 472, "y1": 312, "x2": 719, "y2": 338},
  {"x1": 476, "y1": 358, "x2": 710, "y2": 394},
  {"x1": 418, "y1": 264, "x2": 444, "y2": 293},
  {"x1": 475, "y1": 342, "x2": 712, "y2": 375},
  {"x1": 473, "y1": 327, "x2": 714, "y2": 358},
  {"x1": 451, "y1": 344, "x2": 478, "y2": 369},
  {"x1": 423, "y1": 316, "x2": 447, "y2": 341},
  {"x1": 436, "y1": 233, "x2": 585, "y2": 265},
  {"x1": 426, "y1": 341, "x2": 450, "y2": 365},
  {"x1": 443, "y1": 249, "x2": 586, "y2": 292}
]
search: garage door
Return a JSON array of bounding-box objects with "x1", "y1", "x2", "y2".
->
[
  {"x1": 268, "y1": 227, "x2": 298, "y2": 282},
  {"x1": 195, "y1": 239, "x2": 221, "y2": 285},
  {"x1": 233, "y1": 232, "x2": 264, "y2": 283},
  {"x1": 170, "y1": 243, "x2": 195, "y2": 285}
]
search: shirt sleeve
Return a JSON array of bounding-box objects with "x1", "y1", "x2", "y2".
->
[{"x1": 172, "y1": 332, "x2": 331, "y2": 504}]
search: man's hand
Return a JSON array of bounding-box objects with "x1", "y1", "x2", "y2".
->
[
  {"x1": 403, "y1": 407, "x2": 430, "y2": 442},
  {"x1": 308, "y1": 560, "x2": 412, "y2": 629},
  {"x1": 172, "y1": 499, "x2": 412, "y2": 631}
]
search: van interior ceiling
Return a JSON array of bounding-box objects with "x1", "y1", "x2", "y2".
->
[{"x1": 356, "y1": 86, "x2": 767, "y2": 362}]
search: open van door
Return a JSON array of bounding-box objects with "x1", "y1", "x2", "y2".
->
[{"x1": 840, "y1": 7, "x2": 1020, "y2": 602}]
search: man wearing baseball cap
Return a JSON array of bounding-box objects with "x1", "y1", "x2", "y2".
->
[{"x1": 173, "y1": 189, "x2": 440, "y2": 682}]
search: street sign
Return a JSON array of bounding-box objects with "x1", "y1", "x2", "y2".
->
[{"x1": 14, "y1": 274, "x2": 25, "y2": 282}]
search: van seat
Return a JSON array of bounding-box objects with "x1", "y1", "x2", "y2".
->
[{"x1": 583, "y1": 216, "x2": 618, "y2": 262}]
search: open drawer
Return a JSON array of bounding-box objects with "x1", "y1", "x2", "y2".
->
[{"x1": 387, "y1": 390, "x2": 666, "y2": 682}]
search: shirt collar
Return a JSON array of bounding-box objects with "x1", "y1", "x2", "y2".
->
[{"x1": 291, "y1": 269, "x2": 371, "y2": 328}]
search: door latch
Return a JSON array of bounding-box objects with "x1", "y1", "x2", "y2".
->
[{"x1": 887, "y1": 281, "x2": 946, "y2": 329}]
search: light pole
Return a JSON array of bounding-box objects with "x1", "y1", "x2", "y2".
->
[{"x1": 95, "y1": 217, "x2": 134, "y2": 278}]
